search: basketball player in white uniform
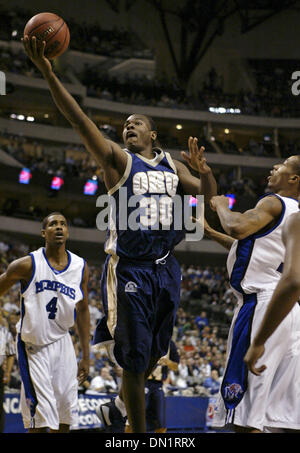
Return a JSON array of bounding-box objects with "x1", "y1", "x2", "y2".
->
[
  {"x1": 207, "y1": 155, "x2": 300, "y2": 433},
  {"x1": 244, "y1": 197, "x2": 300, "y2": 434},
  {"x1": 0, "y1": 212, "x2": 90, "y2": 433}
]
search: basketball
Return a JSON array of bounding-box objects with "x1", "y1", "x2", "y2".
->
[{"x1": 23, "y1": 12, "x2": 70, "y2": 59}]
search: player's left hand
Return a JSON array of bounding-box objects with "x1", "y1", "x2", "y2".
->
[
  {"x1": 77, "y1": 358, "x2": 89, "y2": 385},
  {"x1": 244, "y1": 343, "x2": 266, "y2": 376},
  {"x1": 210, "y1": 195, "x2": 230, "y2": 211},
  {"x1": 191, "y1": 216, "x2": 211, "y2": 235},
  {"x1": 181, "y1": 137, "x2": 211, "y2": 174}
]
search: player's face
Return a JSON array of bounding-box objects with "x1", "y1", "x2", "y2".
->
[
  {"x1": 42, "y1": 215, "x2": 69, "y2": 246},
  {"x1": 122, "y1": 115, "x2": 156, "y2": 152},
  {"x1": 267, "y1": 156, "x2": 299, "y2": 191}
]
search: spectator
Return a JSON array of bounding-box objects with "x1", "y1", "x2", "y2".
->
[
  {"x1": 87, "y1": 367, "x2": 118, "y2": 394},
  {"x1": 202, "y1": 369, "x2": 221, "y2": 395},
  {"x1": 195, "y1": 311, "x2": 209, "y2": 333}
]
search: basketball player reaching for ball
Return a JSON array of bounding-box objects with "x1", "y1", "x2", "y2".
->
[
  {"x1": 21, "y1": 35, "x2": 217, "y2": 433},
  {"x1": 199, "y1": 156, "x2": 300, "y2": 433},
  {"x1": 0, "y1": 212, "x2": 90, "y2": 433}
]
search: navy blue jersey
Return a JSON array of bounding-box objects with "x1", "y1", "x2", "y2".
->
[{"x1": 105, "y1": 148, "x2": 186, "y2": 260}]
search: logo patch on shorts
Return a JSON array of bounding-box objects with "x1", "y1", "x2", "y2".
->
[
  {"x1": 223, "y1": 383, "x2": 243, "y2": 400},
  {"x1": 125, "y1": 281, "x2": 138, "y2": 293}
]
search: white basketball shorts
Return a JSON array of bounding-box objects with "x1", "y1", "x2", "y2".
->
[
  {"x1": 18, "y1": 332, "x2": 79, "y2": 430},
  {"x1": 212, "y1": 290, "x2": 300, "y2": 431}
]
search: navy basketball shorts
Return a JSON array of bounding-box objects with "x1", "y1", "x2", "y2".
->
[{"x1": 93, "y1": 253, "x2": 181, "y2": 374}]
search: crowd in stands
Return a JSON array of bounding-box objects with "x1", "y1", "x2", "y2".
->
[
  {"x1": 0, "y1": 131, "x2": 102, "y2": 180},
  {"x1": 0, "y1": 237, "x2": 235, "y2": 397},
  {"x1": 77, "y1": 61, "x2": 300, "y2": 118},
  {"x1": 0, "y1": 130, "x2": 270, "y2": 208},
  {"x1": 0, "y1": 128, "x2": 281, "y2": 228},
  {"x1": 1, "y1": 7, "x2": 299, "y2": 119},
  {"x1": 0, "y1": 46, "x2": 70, "y2": 84},
  {"x1": 0, "y1": 6, "x2": 153, "y2": 60}
]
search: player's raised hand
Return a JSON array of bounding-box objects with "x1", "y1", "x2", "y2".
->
[
  {"x1": 244, "y1": 343, "x2": 267, "y2": 376},
  {"x1": 21, "y1": 35, "x2": 52, "y2": 76},
  {"x1": 181, "y1": 137, "x2": 211, "y2": 174}
]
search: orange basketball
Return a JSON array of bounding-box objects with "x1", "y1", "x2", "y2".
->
[{"x1": 24, "y1": 12, "x2": 70, "y2": 59}]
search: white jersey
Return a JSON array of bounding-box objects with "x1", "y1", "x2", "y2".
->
[
  {"x1": 227, "y1": 193, "x2": 299, "y2": 294},
  {"x1": 19, "y1": 247, "x2": 85, "y2": 345}
]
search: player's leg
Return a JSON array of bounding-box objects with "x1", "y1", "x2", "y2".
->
[
  {"x1": 112, "y1": 261, "x2": 165, "y2": 433},
  {"x1": 51, "y1": 334, "x2": 79, "y2": 431},
  {"x1": 28, "y1": 427, "x2": 48, "y2": 433},
  {"x1": 264, "y1": 303, "x2": 300, "y2": 431},
  {"x1": 18, "y1": 337, "x2": 60, "y2": 431},
  {"x1": 147, "y1": 256, "x2": 181, "y2": 434},
  {"x1": 217, "y1": 291, "x2": 298, "y2": 432},
  {"x1": 146, "y1": 381, "x2": 166, "y2": 433},
  {"x1": 234, "y1": 425, "x2": 261, "y2": 433},
  {"x1": 123, "y1": 356, "x2": 161, "y2": 433},
  {"x1": 0, "y1": 366, "x2": 5, "y2": 433},
  {"x1": 122, "y1": 369, "x2": 146, "y2": 432},
  {"x1": 49, "y1": 424, "x2": 70, "y2": 433}
]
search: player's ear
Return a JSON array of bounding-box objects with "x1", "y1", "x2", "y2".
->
[
  {"x1": 289, "y1": 174, "x2": 300, "y2": 185},
  {"x1": 41, "y1": 229, "x2": 45, "y2": 238},
  {"x1": 151, "y1": 131, "x2": 157, "y2": 142}
]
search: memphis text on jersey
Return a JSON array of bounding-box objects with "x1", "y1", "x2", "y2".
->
[{"x1": 35, "y1": 279, "x2": 76, "y2": 300}]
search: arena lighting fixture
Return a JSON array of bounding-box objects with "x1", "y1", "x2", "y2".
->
[
  {"x1": 51, "y1": 176, "x2": 64, "y2": 191},
  {"x1": 11, "y1": 30, "x2": 18, "y2": 37},
  {"x1": 10, "y1": 113, "x2": 35, "y2": 121},
  {"x1": 209, "y1": 107, "x2": 241, "y2": 114},
  {"x1": 226, "y1": 193, "x2": 236, "y2": 210},
  {"x1": 19, "y1": 168, "x2": 32, "y2": 185},
  {"x1": 224, "y1": 128, "x2": 230, "y2": 134},
  {"x1": 176, "y1": 124, "x2": 183, "y2": 130},
  {"x1": 84, "y1": 178, "x2": 98, "y2": 195}
]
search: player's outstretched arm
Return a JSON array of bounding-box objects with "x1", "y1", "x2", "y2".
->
[
  {"x1": 178, "y1": 137, "x2": 217, "y2": 201},
  {"x1": 76, "y1": 263, "x2": 90, "y2": 385},
  {"x1": 21, "y1": 36, "x2": 127, "y2": 173},
  {"x1": 244, "y1": 213, "x2": 300, "y2": 375},
  {"x1": 192, "y1": 216, "x2": 235, "y2": 250},
  {"x1": 0, "y1": 256, "x2": 33, "y2": 297},
  {"x1": 210, "y1": 194, "x2": 283, "y2": 240}
]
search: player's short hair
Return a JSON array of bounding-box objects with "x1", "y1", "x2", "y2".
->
[
  {"x1": 142, "y1": 115, "x2": 161, "y2": 148},
  {"x1": 42, "y1": 212, "x2": 66, "y2": 229},
  {"x1": 290, "y1": 156, "x2": 300, "y2": 192},
  {"x1": 292, "y1": 155, "x2": 300, "y2": 175},
  {"x1": 143, "y1": 115, "x2": 157, "y2": 133}
]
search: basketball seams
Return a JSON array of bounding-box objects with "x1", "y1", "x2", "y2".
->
[
  {"x1": 24, "y1": 13, "x2": 69, "y2": 59},
  {"x1": 26, "y1": 16, "x2": 62, "y2": 37},
  {"x1": 59, "y1": 26, "x2": 70, "y2": 54},
  {"x1": 46, "y1": 20, "x2": 66, "y2": 46},
  {"x1": 47, "y1": 24, "x2": 69, "y2": 58}
]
